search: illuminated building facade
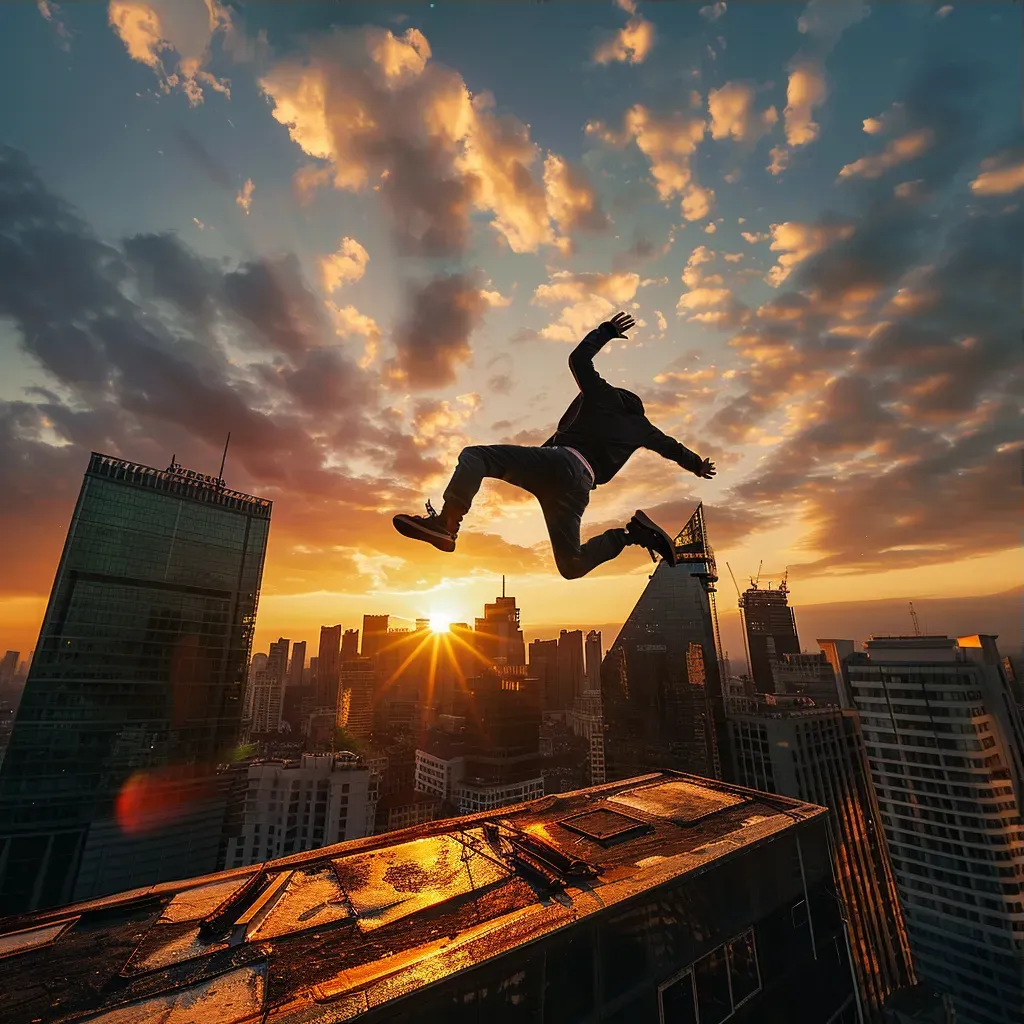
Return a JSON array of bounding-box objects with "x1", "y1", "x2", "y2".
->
[{"x1": 729, "y1": 696, "x2": 914, "y2": 1019}]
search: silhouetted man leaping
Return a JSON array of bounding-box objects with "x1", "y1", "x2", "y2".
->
[{"x1": 393, "y1": 312, "x2": 717, "y2": 577}]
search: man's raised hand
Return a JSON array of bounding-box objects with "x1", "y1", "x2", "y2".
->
[
  {"x1": 698, "y1": 458, "x2": 717, "y2": 479},
  {"x1": 608, "y1": 311, "x2": 635, "y2": 338}
]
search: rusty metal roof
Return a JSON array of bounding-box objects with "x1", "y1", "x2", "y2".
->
[{"x1": 0, "y1": 771, "x2": 824, "y2": 1024}]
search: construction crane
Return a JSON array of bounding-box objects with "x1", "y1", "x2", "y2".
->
[
  {"x1": 750, "y1": 559, "x2": 763, "y2": 590},
  {"x1": 909, "y1": 602, "x2": 921, "y2": 637},
  {"x1": 726, "y1": 562, "x2": 754, "y2": 682}
]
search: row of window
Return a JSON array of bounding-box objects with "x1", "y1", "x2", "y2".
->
[{"x1": 657, "y1": 928, "x2": 761, "y2": 1024}]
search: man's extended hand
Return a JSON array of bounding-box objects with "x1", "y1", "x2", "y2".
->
[
  {"x1": 697, "y1": 458, "x2": 717, "y2": 479},
  {"x1": 607, "y1": 311, "x2": 635, "y2": 338}
]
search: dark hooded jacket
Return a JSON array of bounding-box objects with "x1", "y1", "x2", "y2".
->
[{"x1": 542, "y1": 321, "x2": 704, "y2": 486}]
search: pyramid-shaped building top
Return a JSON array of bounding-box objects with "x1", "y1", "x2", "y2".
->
[{"x1": 600, "y1": 504, "x2": 725, "y2": 782}]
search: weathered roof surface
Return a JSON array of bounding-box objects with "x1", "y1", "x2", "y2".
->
[{"x1": 0, "y1": 772, "x2": 824, "y2": 1024}]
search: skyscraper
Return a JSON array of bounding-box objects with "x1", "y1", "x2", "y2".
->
[
  {"x1": 263, "y1": 637, "x2": 290, "y2": 731},
  {"x1": 0, "y1": 652, "x2": 18, "y2": 687},
  {"x1": 729, "y1": 695, "x2": 914, "y2": 1019},
  {"x1": 557, "y1": 629, "x2": 585, "y2": 708},
  {"x1": 339, "y1": 657, "x2": 375, "y2": 742},
  {"x1": 288, "y1": 640, "x2": 306, "y2": 690},
  {"x1": 361, "y1": 615, "x2": 389, "y2": 661},
  {"x1": 317, "y1": 624, "x2": 342, "y2": 709},
  {"x1": 845, "y1": 634, "x2": 1024, "y2": 1024},
  {"x1": 341, "y1": 628, "x2": 359, "y2": 662},
  {"x1": 585, "y1": 630, "x2": 602, "y2": 691},
  {"x1": 248, "y1": 664, "x2": 283, "y2": 735},
  {"x1": 740, "y1": 576, "x2": 800, "y2": 692},
  {"x1": 600, "y1": 504, "x2": 725, "y2": 782},
  {"x1": 529, "y1": 638, "x2": 559, "y2": 712},
  {"x1": 474, "y1": 586, "x2": 526, "y2": 667},
  {"x1": 0, "y1": 452, "x2": 270, "y2": 914}
]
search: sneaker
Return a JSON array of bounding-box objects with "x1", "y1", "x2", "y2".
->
[
  {"x1": 626, "y1": 510, "x2": 678, "y2": 567},
  {"x1": 393, "y1": 500, "x2": 457, "y2": 553}
]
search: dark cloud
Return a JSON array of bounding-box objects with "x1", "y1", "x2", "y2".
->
[
  {"x1": 123, "y1": 232, "x2": 217, "y2": 321},
  {"x1": 223, "y1": 254, "x2": 331, "y2": 356},
  {"x1": 387, "y1": 272, "x2": 492, "y2": 389},
  {"x1": 173, "y1": 126, "x2": 236, "y2": 193},
  {"x1": 612, "y1": 230, "x2": 674, "y2": 272},
  {"x1": 380, "y1": 137, "x2": 478, "y2": 257}
]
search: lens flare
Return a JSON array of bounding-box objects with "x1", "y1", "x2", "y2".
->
[{"x1": 429, "y1": 613, "x2": 451, "y2": 633}]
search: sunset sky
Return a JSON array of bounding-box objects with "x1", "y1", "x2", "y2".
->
[{"x1": 1, "y1": 0, "x2": 1020, "y2": 663}]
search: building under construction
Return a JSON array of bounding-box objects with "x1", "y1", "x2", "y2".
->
[{"x1": 736, "y1": 571, "x2": 800, "y2": 694}]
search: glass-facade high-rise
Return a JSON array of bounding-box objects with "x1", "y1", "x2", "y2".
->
[
  {"x1": 600, "y1": 504, "x2": 725, "y2": 781},
  {"x1": 845, "y1": 634, "x2": 1024, "y2": 1024},
  {"x1": 729, "y1": 696, "x2": 914, "y2": 1020},
  {"x1": 0, "y1": 452, "x2": 270, "y2": 915}
]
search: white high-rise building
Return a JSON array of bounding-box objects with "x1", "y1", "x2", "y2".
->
[
  {"x1": 249, "y1": 667, "x2": 283, "y2": 734},
  {"x1": 224, "y1": 753, "x2": 374, "y2": 869},
  {"x1": 845, "y1": 633, "x2": 1024, "y2": 1024}
]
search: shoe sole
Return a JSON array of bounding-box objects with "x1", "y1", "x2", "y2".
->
[
  {"x1": 393, "y1": 514, "x2": 456, "y2": 553},
  {"x1": 633, "y1": 510, "x2": 678, "y2": 567}
]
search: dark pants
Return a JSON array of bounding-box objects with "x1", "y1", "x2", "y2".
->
[{"x1": 442, "y1": 445, "x2": 628, "y2": 580}]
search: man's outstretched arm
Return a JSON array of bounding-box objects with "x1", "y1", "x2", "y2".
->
[
  {"x1": 568, "y1": 311, "x2": 635, "y2": 393},
  {"x1": 644, "y1": 425, "x2": 717, "y2": 478}
]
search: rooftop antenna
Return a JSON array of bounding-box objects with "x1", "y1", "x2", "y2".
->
[
  {"x1": 502, "y1": 574, "x2": 506, "y2": 599},
  {"x1": 218, "y1": 431, "x2": 231, "y2": 483}
]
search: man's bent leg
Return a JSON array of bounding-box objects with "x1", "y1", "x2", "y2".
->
[{"x1": 539, "y1": 488, "x2": 628, "y2": 580}]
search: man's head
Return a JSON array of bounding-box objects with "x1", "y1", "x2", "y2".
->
[{"x1": 617, "y1": 388, "x2": 645, "y2": 415}]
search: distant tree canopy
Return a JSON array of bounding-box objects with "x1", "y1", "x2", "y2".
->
[{"x1": 333, "y1": 726, "x2": 367, "y2": 755}]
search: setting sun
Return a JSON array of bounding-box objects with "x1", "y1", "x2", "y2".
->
[{"x1": 429, "y1": 613, "x2": 452, "y2": 633}]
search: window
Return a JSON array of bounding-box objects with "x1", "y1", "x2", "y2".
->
[
  {"x1": 658, "y1": 929, "x2": 761, "y2": 1024},
  {"x1": 660, "y1": 969, "x2": 697, "y2": 1024},
  {"x1": 693, "y1": 947, "x2": 730, "y2": 1024}
]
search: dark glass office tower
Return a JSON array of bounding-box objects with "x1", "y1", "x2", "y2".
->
[
  {"x1": 0, "y1": 452, "x2": 270, "y2": 915},
  {"x1": 601, "y1": 504, "x2": 725, "y2": 781}
]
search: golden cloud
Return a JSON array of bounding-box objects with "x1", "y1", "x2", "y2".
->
[
  {"x1": 969, "y1": 154, "x2": 1024, "y2": 196},
  {"x1": 764, "y1": 220, "x2": 855, "y2": 287},
  {"x1": 707, "y1": 81, "x2": 778, "y2": 143},
  {"x1": 319, "y1": 236, "x2": 370, "y2": 293},
  {"x1": 783, "y1": 60, "x2": 827, "y2": 148},
  {"x1": 593, "y1": 14, "x2": 656, "y2": 65},
  {"x1": 590, "y1": 104, "x2": 715, "y2": 221},
  {"x1": 260, "y1": 26, "x2": 567, "y2": 256},
  {"x1": 533, "y1": 270, "x2": 644, "y2": 343},
  {"x1": 767, "y1": 144, "x2": 789, "y2": 176},
  {"x1": 542, "y1": 153, "x2": 610, "y2": 246},
  {"x1": 838, "y1": 128, "x2": 935, "y2": 181},
  {"x1": 235, "y1": 177, "x2": 254, "y2": 214},
  {"x1": 108, "y1": 0, "x2": 232, "y2": 106}
]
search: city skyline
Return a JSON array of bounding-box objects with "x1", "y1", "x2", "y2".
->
[{"x1": 0, "y1": 1, "x2": 1021, "y2": 663}]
